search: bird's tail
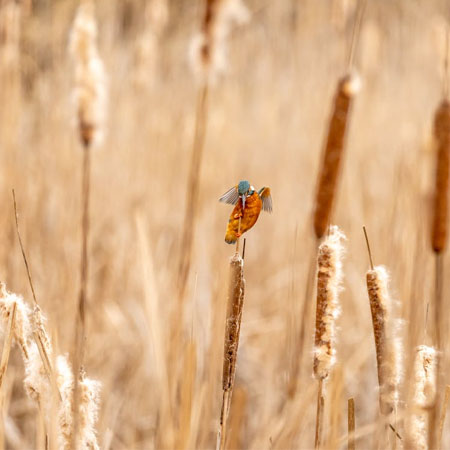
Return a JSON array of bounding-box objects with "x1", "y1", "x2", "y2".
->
[{"x1": 225, "y1": 230, "x2": 237, "y2": 244}]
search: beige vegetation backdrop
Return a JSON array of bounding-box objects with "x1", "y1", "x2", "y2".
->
[{"x1": 0, "y1": 0, "x2": 450, "y2": 448}]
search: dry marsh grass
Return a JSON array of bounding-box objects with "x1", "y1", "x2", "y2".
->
[{"x1": 1, "y1": 0, "x2": 450, "y2": 449}]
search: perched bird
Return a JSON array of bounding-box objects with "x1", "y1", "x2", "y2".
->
[{"x1": 219, "y1": 180, "x2": 272, "y2": 244}]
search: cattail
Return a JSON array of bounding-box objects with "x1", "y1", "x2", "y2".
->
[
  {"x1": 222, "y1": 253, "x2": 245, "y2": 391},
  {"x1": 69, "y1": 3, "x2": 106, "y2": 445},
  {"x1": 406, "y1": 345, "x2": 437, "y2": 449},
  {"x1": 366, "y1": 266, "x2": 401, "y2": 417},
  {"x1": 69, "y1": 0, "x2": 107, "y2": 148},
  {"x1": 313, "y1": 72, "x2": 361, "y2": 239},
  {"x1": 57, "y1": 356, "x2": 101, "y2": 450},
  {"x1": 313, "y1": 225, "x2": 345, "y2": 449},
  {"x1": 218, "y1": 252, "x2": 245, "y2": 450},
  {"x1": 178, "y1": 0, "x2": 250, "y2": 303},
  {"x1": 57, "y1": 354, "x2": 74, "y2": 450},
  {"x1": 133, "y1": 0, "x2": 169, "y2": 88},
  {"x1": 431, "y1": 99, "x2": 450, "y2": 253},
  {"x1": 313, "y1": 225, "x2": 345, "y2": 380},
  {"x1": 189, "y1": 0, "x2": 249, "y2": 84},
  {"x1": 0, "y1": 283, "x2": 101, "y2": 449},
  {"x1": 0, "y1": 0, "x2": 21, "y2": 77}
]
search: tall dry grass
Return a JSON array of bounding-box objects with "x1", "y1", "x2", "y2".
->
[{"x1": 0, "y1": 1, "x2": 450, "y2": 449}]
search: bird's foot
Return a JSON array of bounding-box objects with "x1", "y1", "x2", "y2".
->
[
  {"x1": 234, "y1": 213, "x2": 243, "y2": 219},
  {"x1": 236, "y1": 232, "x2": 242, "y2": 238}
]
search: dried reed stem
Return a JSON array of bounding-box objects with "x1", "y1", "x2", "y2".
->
[
  {"x1": 0, "y1": 303, "x2": 16, "y2": 390},
  {"x1": 12, "y1": 192, "x2": 59, "y2": 398},
  {"x1": 366, "y1": 266, "x2": 400, "y2": 418},
  {"x1": 405, "y1": 345, "x2": 437, "y2": 449},
  {"x1": 178, "y1": 0, "x2": 222, "y2": 301},
  {"x1": 348, "y1": 397, "x2": 355, "y2": 450},
  {"x1": 315, "y1": 378, "x2": 325, "y2": 450},
  {"x1": 178, "y1": 83, "x2": 209, "y2": 303},
  {"x1": 313, "y1": 226, "x2": 345, "y2": 448},
  {"x1": 72, "y1": 140, "x2": 91, "y2": 446},
  {"x1": 313, "y1": 73, "x2": 360, "y2": 239},
  {"x1": 69, "y1": 2, "x2": 106, "y2": 446},
  {"x1": 218, "y1": 252, "x2": 245, "y2": 450}
]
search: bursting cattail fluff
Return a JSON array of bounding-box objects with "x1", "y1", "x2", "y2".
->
[
  {"x1": 58, "y1": 359, "x2": 101, "y2": 450},
  {"x1": 313, "y1": 225, "x2": 345, "y2": 380},
  {"x1": 69, "y1": 0, "x2": 107, "y2": 148},
  {"x1": 431, "y1": 99, "x2": 450, "y2": 253},
  {"x1": 0, "y1": 283, "x2": 101, "y2": 449},
  {"x1": 0, "y1": 282, "x2": 31, "y2": 359},
  {"x1": 366, "y1": 266, "x2": 402, "y2": 416},
  {"x1": 189, "y1": 0, "x2": 249, "y2": 83},
  {"x1": 406, "y1": 345, "x2": 437, "y2": 449},
  {"x1": 313, "y1": 72, "x2": 361, "y2": 239},
  {"x1": 133, "y1": 0, "x2": 169, "y2": 88},
  {"x1": 0, "y1": 0, "x2": 21, "y2": 74}
]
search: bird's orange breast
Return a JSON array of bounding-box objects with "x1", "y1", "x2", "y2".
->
[{"x1": 225, "y1": 192, "x2": 262, "y2": 244}]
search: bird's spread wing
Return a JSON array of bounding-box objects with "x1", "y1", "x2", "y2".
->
[
  {"x1": 219, "y1": 186, "x2": 239, "y2": 205},
  {"x1": 258, "y1": 187, "x2": 272, "y2": 213}
]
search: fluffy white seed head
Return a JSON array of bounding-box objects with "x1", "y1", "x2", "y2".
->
[
  {"x1": 406, "y1": 345, "x2": 437, "y2": 449},
  {"x1": 69, "y1": 0, "x2": 107, "y2": 147},
  {"x1": 414, "y1": 345, "x2": 437, "y2": 409},
  {"x1": 0, "y1": 282, "x2": 32, "y2": 358},
  {"x1": 189, "y1": 0, "x2": 250, "y2": 84},
  {"x1": 79, "y1": 375, "x2": 101, "y2": 449},
  {"x1": 313, "y1": 225, "x2": 345, "y2": 380},
  {"x1": 24, "y1": 341, "x2": 51, "y2": 404}
]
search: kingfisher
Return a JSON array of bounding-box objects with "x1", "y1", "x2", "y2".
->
[{"x1": 219, "y1": 180, "x2": 272, "y2": 244}]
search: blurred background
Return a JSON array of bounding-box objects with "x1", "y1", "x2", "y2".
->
[{"x1": 0, "y1": 0, "x2": 450, "y2": 448}]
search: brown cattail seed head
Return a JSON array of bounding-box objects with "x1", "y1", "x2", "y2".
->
[
  {"x1": 366, "y1": 266, "x2": 401, "y2": 416},
  {"x1": 313, "y1": 72, "x2": 360, "y2": 239},
  {"x1": 313, "y1": 225, "x2": 345, "y2": 380},
  {"x1": 431, "y1": 99, "x2": 450, "y2": 253},
  {"x1": 222, "y1": 253, "x2": 245, "y2": 391}
]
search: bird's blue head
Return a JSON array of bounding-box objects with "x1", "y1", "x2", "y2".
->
[{"x1": 238, "y1": 180, "x2": 250, "y2": 195}]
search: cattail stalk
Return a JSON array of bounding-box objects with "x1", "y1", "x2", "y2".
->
[
  {"x1": 179, "y1": 0, "x2": 249, "y2": 302},
  {"x1": 217, "y1": 252, "x2": 245, "y2": 450},
  {"x1": 177, "y1": 0, "x2": 218, "y2": 302},
  {"x1": 405, "y1": 346, "x2": 437, "y2": 449},
  {"x1": 313, "y1": 73, "x2": 360, "y2": 239},
  {"x1": 69, "y1": 1, "x2": 106, "y2": 447},
  {"x1": 177, "y1": 83, "x2": 209, "y2": 302},
  {"x1": 313, "y1": 225, "x2": 345, "y2": 449},
  {"x1": 348, "y1": 398, "x2": 355, "y2": 450}
]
